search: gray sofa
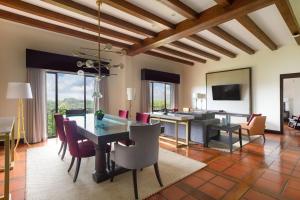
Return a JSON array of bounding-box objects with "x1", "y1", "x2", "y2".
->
[{"x1": 162, "y1": 112, "x2": 220, "y2": 144}]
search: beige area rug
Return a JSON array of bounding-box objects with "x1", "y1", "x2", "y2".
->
[
  {"x1": 208, "y1": 132, "x2": 261, "y2": 152},
  {"x1": 26, "y1": 145, "x2": 206, "y2": 200}
]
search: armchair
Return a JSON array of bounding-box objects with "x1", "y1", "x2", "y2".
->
[
  {"x1": 110, "y1": 123, "x2": 163, "y2": 200},
  {"x1": 241, "y1": 116, "x2": 267, "y2": 143}
]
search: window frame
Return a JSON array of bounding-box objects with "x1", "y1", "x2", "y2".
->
[
  {"x1": 150, "y1": 81, "x2": 174, "y2": 112},
  {"x1": 46, "y1": 71, "x2": 95, "y2": 138}
]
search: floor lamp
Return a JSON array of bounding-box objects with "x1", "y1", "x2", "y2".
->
[
  {"x1": 6, "y1": 82, "x2": 33, "y2": 150},
  {"x1": 127, "y1": 88, "x2": 135, "y2": 120}
]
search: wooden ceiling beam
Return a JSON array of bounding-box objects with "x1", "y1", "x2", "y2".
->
[
  {"x1": 127, "y1": 0, "x2": 275, "y2": 56},
  {"x1": 144, "y1": 51, "x2": 194, "y2": 66},
  {"x1": 237, "y1": 16, "x2": 277, "y2": 50},
  {"x1": 0, "y1": 9, "x2": 130, "y2": 49},
  {"x1": 214, "y1": 0, "x2": 234, "y2": 7},
  {"x1": 159, "y1": 0, "x2": 197, "y2": 19},
  {"x1": 208, "y1": 26, "x2": 255, "y2": 54},
  {"x1": 157, "y1": 46, "x2": 207, "y2": 63},
  {"x1": 0, "y1": 0, "x2": 143, "y2": 44},
  {"x1": 100, "y1": 27, "x2": 141, "y2": 44},
  {"x1": 275, "y1": 0, "x2": 300, "y2": 45},
  {"x1": 101, "y1": 0, "x2": 175, "y2": 29},
  {"x1": 43, "y1": 0, "x2": 157, "y2": 37},
  {"x1": 170, "y1": 41, "x2": 220, "y2": 61},
  {"x1": 187, "y1": 35, "x2": 236, "y2": 58}
]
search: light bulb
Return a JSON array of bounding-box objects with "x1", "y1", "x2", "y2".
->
[
  {"x1": 85, "y1": 60, "x2": 94, "y2": 68},
  {"x1": 77, "y1": 70, "x2": 84, "y2": 76},
  {"x1": 77, "y1": 61, "x2": 84, "y2": 67}
]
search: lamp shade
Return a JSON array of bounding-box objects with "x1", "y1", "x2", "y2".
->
[
  {"x1": 6, "y1": 82, "x2": 33, "y2": 99},
  {"x1": 127, "y1": 88, "x2": 135, "y2": 101},
  {"x1": 196, "y1": 93, "x2": 206, "y2": 99}
]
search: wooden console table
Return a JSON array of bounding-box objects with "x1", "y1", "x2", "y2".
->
[
  {"x1": 150, "y1": 113, "x2": 194, "y2": 148},
  {"x1": 0, "y1": 117, "x2": 15, "y2": 200}
]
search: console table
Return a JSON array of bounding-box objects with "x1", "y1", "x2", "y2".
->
[
  {"x1": 0, "y1": 117, "x2": 15, "y2": 200},
  {"x1": 207, "y1": 123, "x2": 242, "y2": 153},
  {"x1": 150, "y1": 113, "x2": 194, "y2": 148}
]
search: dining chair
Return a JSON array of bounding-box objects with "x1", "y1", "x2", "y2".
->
[
  {"x1": 136, "y1": 112, "x2": 150, "y2": 123},
  {"x1": 54, "y1": 114, "x2": 68, "y2": 160},
  {"x1": 118, "y1": 110, "x2": 129, "y2": 119},
  {"x1": 110, "y1": 123, "x2": 163, "y2": 200},
  {"x1": 241, "y1": 116, "x2": 267, "y2": 143},
  {"x1": 64, "y1": 120, "x2": 110, "y2": 182}
]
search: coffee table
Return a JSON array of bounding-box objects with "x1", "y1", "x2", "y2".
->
[{"x1": 207, "y1": 123, "x2": 242, "y2": 153}]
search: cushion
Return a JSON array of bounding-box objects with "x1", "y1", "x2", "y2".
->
[{"x1": 247, "y1": 113, "x2": 262, "y2": 125}]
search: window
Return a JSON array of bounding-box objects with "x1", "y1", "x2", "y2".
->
[
  {"x1": 150, "y1": 82, "x2": 175, "y2": 112},
  {"x1": 46, "y1": 72, "x2": 95, "y2": 138}
]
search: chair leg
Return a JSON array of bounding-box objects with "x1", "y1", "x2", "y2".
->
[
  {"x1": 263, "y1": 134, "x2": 266, "y2": 143},
  {"x1": 61, "y1": 142, "x2": 67, "y2": 160},
  {"x1": 154, "y1": 163, "x2": 163, "y2": 187},
  {"x1": 58, "y1": 141, "x2": 64, "y2": 155},
  {"x1": 68, "y1": 156, "x2": 75, "y2": 172},
  {"x1": 73, "y1": 158, "x2": 81, "y2": 182},
  {"x1": 132, "y1": 169, "x2": 138, "y2": 200},
  {"x1": 247, "y1": 131, "x2": 251, "y2": 142},
  {"x1": 106, "y1": 153, "x2": 111, "y2": 171},
  {"x1": 110, "y1": 161, "x2": 115, "y2": 182}
]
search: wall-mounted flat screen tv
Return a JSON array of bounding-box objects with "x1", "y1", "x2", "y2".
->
[{"x1": 212, "y1": 84, "x2": 241, "y2": 100}]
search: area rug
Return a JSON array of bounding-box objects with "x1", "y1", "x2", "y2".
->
[
  {"x1": 208, "y1": 132, "x2": 261, "y2": 152},
  {"x1": 26, "y1": 145, "x2": 206, "y2": 200}
]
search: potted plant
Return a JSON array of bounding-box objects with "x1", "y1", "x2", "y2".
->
[{"x1": 95, "y1": 109, "x2": 105, "y2": 120}]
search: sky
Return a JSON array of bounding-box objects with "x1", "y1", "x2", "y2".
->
[{"x1": 46, "y1": 73, "x2": 95, "y2": 101}]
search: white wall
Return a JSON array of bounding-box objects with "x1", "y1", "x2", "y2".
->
[
  {"x1": 284, "y1": 78, "x2": 300, "y2": 116},
  {"x1": 0, "y1": 19, "x2": 186, "y2": 122},
  {"x1": 182, "y1": 45, "x2": 300, "y2": 131},
  {"x1": 206, "y1": 68, "x2": 251, "y2": 114}
]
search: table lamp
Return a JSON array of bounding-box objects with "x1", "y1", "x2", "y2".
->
[
  {"x1": 127, "y1": 88, "x2": 135, "y2": 119},
  {"x1": 196, "y1": 93, "x2": 206, "y2": 110},
  {"x1": 6, "y1": 82, "x2": 33, "y2": 150}
]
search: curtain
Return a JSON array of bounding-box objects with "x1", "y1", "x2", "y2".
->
[
  {"x1": 26, "y1": 68, "x2": 47, "y2": 143},
  {"x1": 141, "y1": 80, "x2": 150, "y2": 113},
  {"x1": 94, "y1": 78, "x2": 109, "y2": 112},
  {"x1": 174, "y1": 84, "x2": 179, "y2": 109}
]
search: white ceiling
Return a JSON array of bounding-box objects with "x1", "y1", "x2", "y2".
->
[{"x1": 0, "y1": 0, "x2": 299, "y2": 63}]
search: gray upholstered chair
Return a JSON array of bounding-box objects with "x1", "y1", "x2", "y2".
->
[{"x1": 110, "y1": 123, "x2": 163, "y2": 200}]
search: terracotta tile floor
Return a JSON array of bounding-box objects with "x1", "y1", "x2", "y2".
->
[{"x1": 1, "y1": 126, "x2": 300, "y2": 200}]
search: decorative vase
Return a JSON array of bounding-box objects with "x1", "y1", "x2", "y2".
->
[{"x1": 96, "y1": 113, "x2": 104, "y2": 120}]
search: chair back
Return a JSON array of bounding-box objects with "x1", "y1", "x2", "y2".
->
[
  {"x1": 63, "y1": 120, "x2": 80, "y2": 157},
  {"x1": 129, "y1": 123, "x2": 161, "y2": 167},
  {"x1": 119, "y1": 110, "x2": 129, "y2": 119},
  {"x1": 136, "y1": 112, "x2": 150, "y2": 123},
  {"x1": 248, "y1": 116, "x2": 266, "y2": 135},
  {"x1": 54, "y1": 114, "x2": 66, "y2": 142},
  {"x1": 65, "y1": 109, "x2": 86, "y2": 117}
]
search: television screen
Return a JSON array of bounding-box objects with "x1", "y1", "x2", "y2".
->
[{"x1": 212, "y1": 84, "x2": 241, "y2": 100}]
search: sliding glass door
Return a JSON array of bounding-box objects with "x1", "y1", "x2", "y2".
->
[{"x1": 46, "y1": 72, "x2": 95, "y2": 138}]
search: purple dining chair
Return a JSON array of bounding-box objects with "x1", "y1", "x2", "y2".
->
[
  {"x1": 54, "y1": 114, "x2": 68, "y2": 160},
  {"x1": 64, "y1": 120, "x2": 111, "y2": 182},
  {"x1": 136, "y1": 112, "x2": 150, "y2": 123},
  {"x1": 119, "y1": 110, "x2": 129, "y2": 119}
]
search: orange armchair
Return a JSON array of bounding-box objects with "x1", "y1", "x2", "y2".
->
[{"x1": 241, "y1": 116, "x2": 267, "y2": 143}]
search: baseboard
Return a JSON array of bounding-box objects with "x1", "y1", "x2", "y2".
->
[{"x1": 265, "y1": 129, "x2": 282, "y2": 134}]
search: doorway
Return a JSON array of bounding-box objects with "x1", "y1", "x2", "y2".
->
[{"x1": 280, "y1": 73, "x2": 300, "y2": 134}]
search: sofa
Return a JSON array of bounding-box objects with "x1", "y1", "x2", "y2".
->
[{"x1": 161, "y1": 112, "x2": 220, "y2": 144}]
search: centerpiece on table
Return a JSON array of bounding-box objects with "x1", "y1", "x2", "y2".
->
[{"x1": 95, "y1": 109, "x2": 105, "y2": 120}]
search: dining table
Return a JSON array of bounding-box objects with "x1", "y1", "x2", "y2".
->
[{"x1": 69, "y1": 114, "x2": 141, "y2": 183}]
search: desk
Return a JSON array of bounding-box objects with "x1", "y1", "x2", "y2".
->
[
  {"x1": 71, "y1": 114, "x2": 144, "y2": 183},
  {"x1": 207, "y1": 123, "x2": 242, "y2": 153},
  {"x1": 0, "y1": 117, "x2": 15, "y2": 200},
  {"x1": 150, "y1": 113, "x2": 194, "y2": 148}
]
